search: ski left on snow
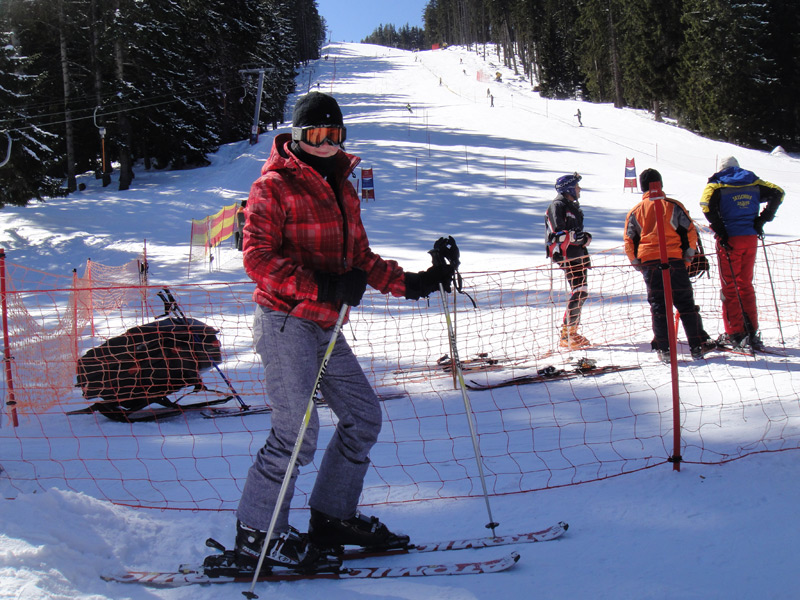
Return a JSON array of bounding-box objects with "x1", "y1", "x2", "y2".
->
[
  {"x1": 101, "y1": 522, "x2": 568, "y2": 588},
  {"x1": 102, "y1": 552, "x2": 520, "y2": 586},
  {"x1": 467, "y1": 362, "x2": 639, "y2": 390}
]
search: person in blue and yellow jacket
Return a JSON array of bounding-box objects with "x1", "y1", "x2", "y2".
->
[{"x1": 700, "y1": 156, "x2": 784, "y2": 351}]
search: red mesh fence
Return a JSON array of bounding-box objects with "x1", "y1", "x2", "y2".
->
[{"x1": 2, "y1": 232, "x2": 800, "y2": 511}]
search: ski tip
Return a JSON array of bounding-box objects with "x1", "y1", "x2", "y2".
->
[
  {"x1": 511, "y1": 551, "x2": 521, "y2": 564},
  {"x1": 559, "y1": 521, "x2": 569, "y2": 532}
]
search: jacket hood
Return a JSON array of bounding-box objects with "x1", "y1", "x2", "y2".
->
[{"x1": 709, "y1": 166, "x2": 758, "y2": 187}]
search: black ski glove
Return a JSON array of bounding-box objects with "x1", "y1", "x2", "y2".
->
[
  {"x1": 315, "y1": 269, "x2": 368, "y2": 307},
  {"x1": 404, "y1": 264, "x2": 455, "y2": 300},
  {"x1": 753, "y1": 216, "x2": 766, "y2": 239}
]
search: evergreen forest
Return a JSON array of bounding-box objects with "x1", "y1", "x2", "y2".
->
[
  {"x1": 362, "y1": 24, "x2": 428, "y2": 50},
  {"x1": 367, "y1": 0, "x2": 799, "y2": 156},
  {"x1": 417, "y1": 0, "x2": 799, "y2": 154},
  {"x1": 0, "y1": 0, "x2": 797, "y2": 207},
  {"x1": 0, "y1": 0, "x2": 324, "y2": 206}
]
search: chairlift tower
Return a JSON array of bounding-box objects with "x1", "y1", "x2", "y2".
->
[{"x1": 239, "y1": 68, "x2": 274, "y2": 145}]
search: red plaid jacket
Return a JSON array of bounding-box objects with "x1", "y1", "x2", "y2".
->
[{"x1": 243, "y1": 134, "x2": 407, "y2": 328}]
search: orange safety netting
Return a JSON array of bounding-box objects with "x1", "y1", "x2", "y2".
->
[{"x1": 2, "y1": 234, "x2": 800, "y2": 511}]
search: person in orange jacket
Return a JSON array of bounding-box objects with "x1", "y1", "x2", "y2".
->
[{"x1": 623, "y1": 168, "x2": 713, "y2": 362}]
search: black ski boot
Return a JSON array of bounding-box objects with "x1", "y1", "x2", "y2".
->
[
  {"x1": 308, "y1": 509, "x2": 410, "y2": 553},
  {"x1": 232, "y1": 521, "x2": 341, "y2": 573}
]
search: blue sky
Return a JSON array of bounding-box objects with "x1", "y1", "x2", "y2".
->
[{"x1": 317, "y1": 0, "x2": 428, "y2": 43}]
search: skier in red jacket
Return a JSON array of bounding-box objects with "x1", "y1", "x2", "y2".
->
[{"x1": 235, "y1": 92, "x2": 454, "y2": 573}]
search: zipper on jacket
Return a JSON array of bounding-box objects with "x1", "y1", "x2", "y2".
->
[{"x1": 328, "y1": 173, "x2": 349, "y2": 272}]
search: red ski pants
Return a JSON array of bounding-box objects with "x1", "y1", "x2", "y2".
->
[{"x1": 717, "y1": 235, "x2": 758, "y2": 335}]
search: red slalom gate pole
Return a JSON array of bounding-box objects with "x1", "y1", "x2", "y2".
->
[
  {"x1": 650, "y1": 182, "x2": 681, "y2": 471},
  {"x1": 0, "y1": 249, "x2": 19, "y2": 427}
]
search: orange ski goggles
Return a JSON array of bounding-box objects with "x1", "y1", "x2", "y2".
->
[{"x1": 292, "y1": 125, "x2": 347, "y2": 147}]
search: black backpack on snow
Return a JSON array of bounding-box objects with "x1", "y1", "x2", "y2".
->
[{"x1": 75, "y1": 316, "x2": 222, "y2": 421}]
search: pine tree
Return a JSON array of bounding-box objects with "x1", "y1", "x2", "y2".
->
[
  {"x1": 102, "y1": 1, "x2": 219, "y2": 174},
  {"x1": 577, "y1": 0, "x2": 623, "y2": 106},
  {"x1": 756, "y1": 0, "x2": 799, "y2": 149},
  {"x1": 292, "y1": 0, "x2": 325, "y2": 63},
  {"x1": 6, "y1": 0, "x2": 96, "y2": 192},
  {"x1": 618, "y1": 0, "x2": 683, "y2": 121},
  {"x1": 534, "y1": 0, "x2": 582, "y2": 99},
  {"x1": 255, "y1": 0, "x2": 301, "y2": 131},
  {"x1": 679, "y1": 0, "x2": 778, "y2": 147},
  {"x1": 0, "y1": 29, "x2": 65, "y2": 206},
  {"x1": 363, "y1": 23, "x2": 427, "y2": 50}
]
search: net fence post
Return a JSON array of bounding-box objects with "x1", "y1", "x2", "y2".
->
[{"x1": 0, "y1": 248, "x2": 19, "y2": 427}]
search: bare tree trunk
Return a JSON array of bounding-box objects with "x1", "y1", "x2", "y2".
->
[
  {"x1": 457, "y1": 0, "x2": 467, "y2": 45},
  {"x1": 90, "y1": 0, "x2": 112, "y2": 186},
  {"x1": 653, "y1": 99, "x2": 663, "y2": 122},
  {"x1": 503, "y1": 17, "x2": 517, "y2": 75},
  {"x1": 112, "y1": 0, "x2": 133, "y2": 191},
  {"x1": 58, "y1": 0, "x2": 77, "y2": 192},
  {"x1": 607, "y1": 1, "x2": 624, "y2": 109}
]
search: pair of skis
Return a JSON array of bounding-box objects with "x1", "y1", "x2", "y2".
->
[
  {"x1": 466, "y1": 359, "x2": 640, "y2": 390},
  {"x1": 66, "y1": 394, "x2": 236, "y2": 423},
  {"x1": 391, "y1": 352, "x2": 508, "y2": 382},
  {"x1": 201, "y1": 391, "x2": 409, "y2": 419},
  {"x1": 69, "y1": 390, "x2": 412, "y2": 422},
  {"x1": 695, "y1": 341, "x2": 787, "y2": 359},
  {"x1": 101, "y1": 521, "x2": 568, "y2": 587}
]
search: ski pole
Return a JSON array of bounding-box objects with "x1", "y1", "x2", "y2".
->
[
  {"x1": 549, "y1": 259, "x2": 556, "y2": 348},
  {"x1": 430, "y1": 237, "x2": 499, "y2": 537},
  {"x1": 160, "y1": 288, "x2": 249, "y2": 410},
  {"x1": 759, "y1": 236, "x2": 785, "y2": 345},
  {"x1": 244, "y1": 303, "x2": 349, "y2": 600}
]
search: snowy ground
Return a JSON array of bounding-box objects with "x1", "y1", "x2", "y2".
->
[{"x1": 1, "y1": 42, "x2": 799, "y2": 599}]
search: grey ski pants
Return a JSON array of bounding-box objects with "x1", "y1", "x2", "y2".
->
[{"x1": 236, "y1": 305, "x2": 382, "y2": 533}]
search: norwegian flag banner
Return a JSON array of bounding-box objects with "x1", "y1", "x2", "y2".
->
[
  {"x1": 361, "y1": 167, "x2": 375, "y2": 200},
  {"x1": 624, "y1": 158, "x2": 638, "y2": 191}
]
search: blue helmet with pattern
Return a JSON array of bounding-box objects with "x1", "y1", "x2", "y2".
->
[{"x1": 555, "y1": 172, "x2": 582, "y2": 198}]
